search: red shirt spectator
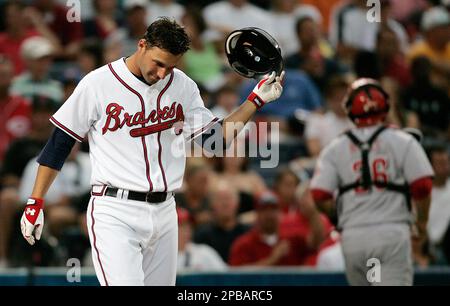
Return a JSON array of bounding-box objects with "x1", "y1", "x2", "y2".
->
[
  {"x1": 34, "y1": 1, "x2": 83, "y2": 46},
  {"x1": 0, "y1": 95, "x2": 32, "y2": 163},
  {"x1": 0, "y1": 2, "x2": 41, "y2": 75},
  {"x1": 229, "y1": 191, "x2": 321, "y2": 266},
  {"x1": 0, "y1": 30, "x2": 40, "y2": 75},
  {"x1": 229, "y1": 228, "x2": 312, "y2": 266},
  {"x1": 0, "y1": 55, "x2": 32, "y2": 163}
]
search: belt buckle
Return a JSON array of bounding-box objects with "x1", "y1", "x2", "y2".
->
[{"x1": 145, "y1": 192, "x2": 152, "y2": 203}]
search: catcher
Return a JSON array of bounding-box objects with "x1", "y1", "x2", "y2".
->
[{"x1": 310, "y1": 78, "x2": 434, "y2": 286}]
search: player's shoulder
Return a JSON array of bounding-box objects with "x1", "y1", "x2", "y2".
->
[
  {"x1": 322, "y1": 129, "x2": 350, "y2": 153},
  {"x1": 82, "y1": 63, "x2": 112, "y2": 83},
  {"x1": 71, "y1": 65, "x2": 111, "y2": 91},
  {"x1": 382, "y1": 126, "x2": 416, "y2": 145},
  {"x1": 173, "y1": 68, "x2": 195, "y2": 84},
  {"x1": 172, "y1": 68, "x2": 199, "y2": 91}
]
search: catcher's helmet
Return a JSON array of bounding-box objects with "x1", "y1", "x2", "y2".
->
[
  {"x1": 225, "y1": 27, "x2": 283, "y2": 79},
  {"x1": 344, "y1": 78, "x2": 389, "y2": 127}
]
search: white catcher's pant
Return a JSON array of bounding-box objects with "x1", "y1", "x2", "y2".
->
[{"x1": 86, "y1": 194, "x2": 178, "y2": 286}]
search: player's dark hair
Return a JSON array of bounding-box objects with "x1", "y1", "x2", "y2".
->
[{"x1": 143, "y1": 17, "x2": 190, "y2": 55}]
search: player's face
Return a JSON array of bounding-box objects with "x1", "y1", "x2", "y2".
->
[{"x1": 137, "y1": 41, "x2": 183, "y2": 85}]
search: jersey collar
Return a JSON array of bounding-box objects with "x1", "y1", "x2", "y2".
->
[{"x1": 110, "y1": 57, "x2": 172, "y2": 91}]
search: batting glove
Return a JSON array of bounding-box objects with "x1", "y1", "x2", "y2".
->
[
  {"x1": 247, "y1": 71, "x2": 285, "y2": 109},
  {"x1": 20, "y1": 198, "x2": 44, "y2": 245}
]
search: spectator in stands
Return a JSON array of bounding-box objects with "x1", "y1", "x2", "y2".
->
[
  {"x1": 387, "y1": 0, "x2": 428, "y2": 23},
  {"x1": 83, "y1": 0, "x2": 123, "y2": 40},
  {"x1": 426, "y1": 144, "x2": 450, "y2": 264},
  {"x1": 228, "y1": 190, "x2": 321, "y2": 266},
  {"x1": 0, "y1": 1, "x2": 58, "y2": 75},
  {"x1": 303, "y1": 75, "x2": 354, "y2": 160},
  {"x1": 194, "y1": 179, "x2": 251, "y2": 262},
  {"x1": 0, "y1": 55, "x2": 32, "y2": 164},
  {"x1": 270, "y1": 0, "x2": 322, "y2": 57},
  {"x1": 329, "y1": 0, "x2": 408, "y2": 65},
  {"x1": 301, "y1": 0, "x2": 342, "y2": 34},
  {"x1": 11, "y1": 36, "x2": 64, "y2": 102},
  {"x1": 31, "y1": 0, "x2": 84, "y2": 59},
  {"x1": 147, "y1": 0, "x2": 186, "y2": 24},
  {"x1": 239, "y1": 69, "x2": 322, "y2": 135},
  {"x1": 203, "y1": 0, "x2": 273, "y2": 39},
  {"x1": 77, "y1": 40, "x2": 104, "y2": 76},
  {"x1": 272, "y1": 168, "x2": 330, "y2": 249},
  {"x1": 0, "y1": 95, "x2": 57, "y2": 188},
  {"x1": 212, "y1": 140, "x2": 267, "y2": 215},
  {"x1": 407, "y1": 6, "x2": 450, "y2": 91},
  {"x1": 210, "y1": 85, "x2": 240, "y2": 119},
  {"x1": 104, "y1": 0, "x2": 148, "y2": 61},
  {"x1": 285, "y1": 16, "x2": 343, "y2": 91},
  {"x1": 177, "y1": 207, "x2": 227, "y2": 272},
  {"x1": 376, "y1": 27, "x2": 412, "y2": 88},
  {"x1": 180, "y1": 7, "x2": 225, "y2": 92},
  {"x1": 401, "y1": 56, "x2": 449, "y2": 139},
  {"x1": 176, "y1": 159, "x2": 213, "y2": 227}
]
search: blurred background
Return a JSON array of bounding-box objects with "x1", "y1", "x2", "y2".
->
[{"x1": 0, "y1": 0, "x2": 449, "y2": 285}]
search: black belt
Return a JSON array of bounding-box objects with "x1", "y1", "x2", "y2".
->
[{"x1": 98, "y1": 187, "x2": 172, "y2": 204}]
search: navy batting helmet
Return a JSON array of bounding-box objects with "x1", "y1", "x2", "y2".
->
[{"x1": 225, "y1": 27, "x2": 283, "y2": 79}]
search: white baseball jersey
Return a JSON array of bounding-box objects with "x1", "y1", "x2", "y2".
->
[
  {"x1": 311, "y1": 124, "x2": 434, "y2": 230},
  {"x1": 50, "y1": 58, "x2": 218, "y2": 193}
]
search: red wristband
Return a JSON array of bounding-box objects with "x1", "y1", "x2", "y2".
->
[
  {"x1": 247, "y1": 92, "x2": 266, "y2": 109},
  {"x1": 27, "y1": 197, "x2": 44, "y2": 208}
]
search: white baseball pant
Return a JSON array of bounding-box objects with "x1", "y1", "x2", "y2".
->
[{"x1": 86, "y1": 193, "x2": 178, "y2": 286}]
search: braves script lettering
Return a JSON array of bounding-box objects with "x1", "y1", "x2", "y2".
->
[{"x1": 102, "y1": 102, "x2": 184, "y2": 137}]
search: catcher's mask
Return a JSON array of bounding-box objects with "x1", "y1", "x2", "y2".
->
[
  {"x1": 225, "y1": 27, "x2": 283, "y2": 79},
  {"x1": 343, "y1": 78, "x2": 390, "y2": 127}
]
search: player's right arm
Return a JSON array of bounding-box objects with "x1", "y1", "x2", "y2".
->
[
  {"x1": 20, "y1": 75, "x2": 95, "y2": 245},
  {"x1": 20, "y1": 128, "x2": 77, "y2": 245}
]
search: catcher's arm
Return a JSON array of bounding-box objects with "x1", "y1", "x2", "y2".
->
[{"x1": 410, "y1": 177, "x2": 433, "y2": 239}]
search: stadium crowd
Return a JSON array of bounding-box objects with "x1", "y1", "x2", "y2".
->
[{"x1": 0, "y1": 0, "x2": 449, "y2": 273}]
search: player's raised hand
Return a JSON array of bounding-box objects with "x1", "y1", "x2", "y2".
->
[
  {"x1": 247, "y1": 70, "x2": 285, "y2": 109},
  {"x1": 20, "y1": 198, "x2": 45, "y2": 245}
]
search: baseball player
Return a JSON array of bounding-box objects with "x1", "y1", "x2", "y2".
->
[
  {"x1": 310, "y1": 78, "x2": 434, "y2": 286},
  {"x1": 19, "y1": 18, "x2": 284, "y2": 286}
]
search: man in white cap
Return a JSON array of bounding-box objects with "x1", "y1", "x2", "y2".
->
[{"x1": 10, "y1": 36, "x2": 63, "y2": 103}]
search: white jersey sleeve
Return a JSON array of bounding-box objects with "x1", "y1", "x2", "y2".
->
[
  {"x1": 50, "y1": 75, "x2": 100, "y2": 142},
  {"x1": 402, "y1": 138, "x2": 434, "y2": 183},
  {"x1": 311, "y1": 141, "x2": 340, "y2": 193},
  {"x1": 183, "y1": 81, "x2": 219, "y2": 142}
]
